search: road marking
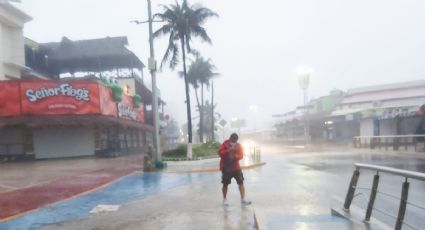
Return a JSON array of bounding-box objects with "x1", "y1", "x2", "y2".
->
[{"x1": 90, "y1": 205, "x2": 120, "y2": 214}]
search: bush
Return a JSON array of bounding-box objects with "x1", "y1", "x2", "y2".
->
[
  {"x1": 193, "y1": 141, "x2": 220, "y2": 157},
  {"x1": 162, "y1": 141, "x2": 220, "y2": 161},
  {"x1": 162, "y1": 144, "x2": 187, "y2": 157}
]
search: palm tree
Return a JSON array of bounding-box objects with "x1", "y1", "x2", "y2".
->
[
  {"x1": 153, "y1": 0, "x2": 217, "y2": 158},
  {"x1": 185, "y1": 56, "x2": 218, "y2": 143},
  {"x1": 202, "y1": 100, "x2": 221, "y2": 141}
]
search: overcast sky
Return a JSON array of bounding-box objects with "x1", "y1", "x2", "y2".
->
[{"x1": 17, "y1": 0, "x2": 425, "y2": 132}]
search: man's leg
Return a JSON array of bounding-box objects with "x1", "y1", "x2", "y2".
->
[
  {"x1": 238, "y1": 183, "x2": 245, "y2": 199},
  {"x1": 222, "y1": 171, "x2": 231, "y2": 205},
  {"x1": 222, "y1": 184, "x2": 228, "y2": 199},
  {"x1": 236, "y1": 171, "x2": 251, "y2": 205}
]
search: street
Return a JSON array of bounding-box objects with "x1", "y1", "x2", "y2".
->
[{"x1": 1, "y1": 145, "x2": 425, "y2": 230}]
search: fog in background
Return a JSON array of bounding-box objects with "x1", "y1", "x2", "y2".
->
[{"x1": 18, "y1": 0, "x2": 425, "y2": 131}]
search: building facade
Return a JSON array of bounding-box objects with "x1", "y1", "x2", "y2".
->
[
  {"x1": 0, "y1": 32, "x2": 163, "y2": 159},
  {"x1": 330, "y1": 80, "x2": 425, "y2": 139},
  {"x1": 0, "y1": 2, "x2": 31, "y2": 80}
]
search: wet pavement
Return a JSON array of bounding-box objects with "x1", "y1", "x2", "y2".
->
[
  {"x1": 164, "y1": 157, "x2": 265, "y2": 173},
  {"x1": 0, "y1": 155, "x2": 143, "y2": 193},
  {"x1": 0, "y1": 155, "x2": 143, "y2": 221},
  {"x1": 1, "y1": 144, "x2": 425, "y2": 229}
]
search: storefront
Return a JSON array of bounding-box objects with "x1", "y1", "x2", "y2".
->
[{"x1": 0, "y1": 80, "x2": 152, "y2": 159}]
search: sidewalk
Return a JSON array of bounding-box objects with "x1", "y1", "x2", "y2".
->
[
  {"x1": 0, "y1": 154, "x2": 265, "y2": 223},
  {"x1": 34, "y1": 149, "x2": 367, "y2": 230},
  {"x1": 2, "y1": 146, "x2": 409, "y2": 229},
  {"x1": 0, "y1": 154, "x2": 143, "y2": 221}
]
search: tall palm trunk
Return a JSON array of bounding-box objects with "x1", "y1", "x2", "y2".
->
[
  {"x1": 181, "y1": 37, "x2": 193, "y2": 158},
  {"x1": 194, "y1": 88, "x2": 201, "y2": 109},
  {"x1": 194, "y1": 87, "x2": 202, "y2": 143},
  {"x1": 211, "y1": 79, "x2": 215, "y2": 141},
  {"x1": 200, "y1": 83, "x2": 204, "y2": 142}
]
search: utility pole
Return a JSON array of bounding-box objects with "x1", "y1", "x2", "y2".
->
[
  {"x1": 296, "y1": 65, "x2": 311, "y2": 145},
  {"x1": 211, "y1": 79, "x2": 215, "y2": 141},
  {"x1": 147, "y1": 0, "x2": 161, "y2": 162}
]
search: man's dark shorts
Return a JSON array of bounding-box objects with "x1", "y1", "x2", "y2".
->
[{"x1": 221, "y1": 170, "x2": 244, "y2": 185}]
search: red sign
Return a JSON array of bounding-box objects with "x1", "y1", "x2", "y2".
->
[
  {"x1": 0, "y1": 81, "x2": 21, "y2": 116},
  {"x1": 99, "y1": 84, "x2": 117, "y2": 117},
  {"x1": 0, "y1": 80, "x2": 146, "y2": 124},
  {"x1": 20, "y1": 81, "x2": 101, "y2": 115},
  {"x1": 118, "y1": 95, "x2": 144, "y2": 123}
]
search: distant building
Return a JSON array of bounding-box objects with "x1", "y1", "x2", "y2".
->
[
  {"x1": 330, "y1": 80, "x2": 425, "y2": 139},
  {"x1": 273, "y1": 90, "x2": 343, "y2": 143},
  {"x1": 274, "y1": 79, "x2": 425, "y2": 144},
  {"x1": 162, "y1": 119, "x2": 181, "y2": 150}
]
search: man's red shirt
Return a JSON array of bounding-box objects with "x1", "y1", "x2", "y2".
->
[{"x1": 218, "y1": 139, "x2": 244, "y2": 171}]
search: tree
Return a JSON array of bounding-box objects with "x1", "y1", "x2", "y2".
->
[
  {"x1": 185, "y1": 55, "x2": 218, "y2": 143},
  {"x1": 202, "y1": 100, "x2": 221, "y2": 141},
  {"x1": 153, "y1": 0, "x2": 217, "y2": 157}
]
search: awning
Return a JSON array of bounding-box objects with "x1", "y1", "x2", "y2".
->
[
  {"x1": 331, "y1": 105, "x2": 420, "y2": 120},
  {"x1": 331, "y1": 108, "x2": 365, "y2": 116}
]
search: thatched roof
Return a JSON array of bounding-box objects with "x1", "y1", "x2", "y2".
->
[{"x1": 38, "y1": 36, "x2": 145, "y2": 74}]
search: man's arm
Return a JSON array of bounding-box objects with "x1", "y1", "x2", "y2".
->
[
  {"x1": 234, "y1": 144, "x2": 244, "y2": 160},
  {"x1": 219, "y1": 142, "x2": 229, "y2": 158}
]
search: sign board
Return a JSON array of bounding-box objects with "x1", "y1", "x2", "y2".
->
[
  {"x1": 219, "y1": 119, "x2": 227, "y2": 127},
  {"x1": 0, "y1": 81, "x2": 21, "y2": 116},
  {"x1": 230, "y1": 119, "x2": 246, "y2": 128},
  {"x1": 0, "y1": 81, "x2": 145, "y2": 123},
  {"x1": 20, "y1": 81, "x2": 101, "y2": 115},
  {"x1": 117, "y1": 94, "x2": 144, "y2": 123}
]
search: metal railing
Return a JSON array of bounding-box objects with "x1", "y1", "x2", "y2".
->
[
  {"x1": 353, "y1": 135, "x2": 425, "y2": 152},
  {"x1": 344, "y1": 163, "x2": 425, "y2": 230},
  {"x1": 248, "y1": 146, "x2": 261, "y2": 164}
]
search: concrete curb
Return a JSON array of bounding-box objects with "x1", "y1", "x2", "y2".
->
[
  {"x1": 164, "y1": 157, "x2": 219, "y2": 166},
  {"x1": 253, "y1": 210, "x2": 260, "y2": 229},
  {"x1": 331, "y1": 196, "x2": 392, "y2": 230}
]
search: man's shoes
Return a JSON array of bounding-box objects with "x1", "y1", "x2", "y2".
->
[
  {"x1": 223, "y1": 198, "x2": 229, "y2": 206},
  {"x1": 241, "y1": 199, "x2": 252, "y2": 205}
]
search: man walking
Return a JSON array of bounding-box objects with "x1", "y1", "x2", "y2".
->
[{"x1": 219, "y1": 133, "x2": 251, "y2": 206}]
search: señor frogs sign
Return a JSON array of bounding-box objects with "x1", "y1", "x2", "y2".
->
[
  {"x1": 25, "y1": 83, "x2": 90, "y2": 102},
  {"x1": 0, "y1": 81, "x2": 144, "y2": 122},
  {"x1": 20, "y1": 81, "x2": 101, "y2": 115}
]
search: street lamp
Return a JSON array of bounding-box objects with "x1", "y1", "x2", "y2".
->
[
  {"x1": 249, "y1": 105, "x2": 258, "y2": 112},
  {"x1": 296, "y1": 65, "x2": 312, "y2": 144}
]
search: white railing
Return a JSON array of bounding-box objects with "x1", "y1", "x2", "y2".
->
[
  {"x1": 248, "y1": 146, "x2": 261, "y2": 164},
  {"x1": 344, "y1": 163, "x2": 425, "y2": 230},
  {"x1": 353, "y1": 135, "x2": 425, "y2": 152}
]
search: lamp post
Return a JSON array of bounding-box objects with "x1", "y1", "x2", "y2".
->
[
  {"x1": 146, "y1": 0, "x2": 162, "y2": 163},
  {"x1": 296, "y1": 65, "x2": 312, "y2": 144},
  {"x1": 131, "y1": 0, "x2": 161, "y2": 163}
]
